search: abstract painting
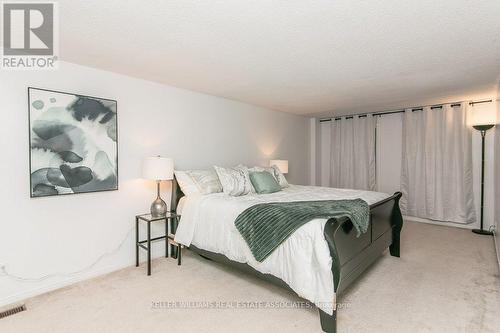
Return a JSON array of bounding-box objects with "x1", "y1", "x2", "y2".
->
[{"x1": 28, "y1": 87, "x2": 118, "y2": 197}]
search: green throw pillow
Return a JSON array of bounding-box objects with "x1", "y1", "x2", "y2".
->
[{"x1": 249, "y1": 171, "x2": 282, "y2": 194}]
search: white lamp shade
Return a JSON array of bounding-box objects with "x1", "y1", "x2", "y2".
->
[
  {"x1": 142, "y1": 157, "x2": 174, "y2": 180},
  {"x1": 470, "y1": 103, "x2": 497, "y2": 126},
  {"x1": 270, "y1": 159, "x2": 289, "y2": 174}
]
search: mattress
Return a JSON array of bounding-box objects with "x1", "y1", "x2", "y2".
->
[{"x1": 174, "y1": 184, "x2": 390, "y2": 315}]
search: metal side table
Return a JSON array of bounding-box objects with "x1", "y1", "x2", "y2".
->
[{"x1": 135, "y1": 212, "x2": 181, "y2": 275}]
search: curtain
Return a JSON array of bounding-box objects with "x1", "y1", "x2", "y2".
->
[
  {"x1": 330, "y1": 115, "x2": 376, "y2": 190},
  {"x1": 400, "y1": 104, "x2": 476, "y2": 223}
]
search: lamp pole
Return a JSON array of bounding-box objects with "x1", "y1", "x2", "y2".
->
[{"x1": 472, "y1": 124, "x2": 494, "y2": 236}]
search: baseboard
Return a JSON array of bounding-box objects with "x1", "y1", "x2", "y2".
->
[
  {"x1": 493, "y1": 226, "x2": 500, "y2": 275},
  {"x1": 403, "y1": 215, "x2": 479, "y2": 230}
]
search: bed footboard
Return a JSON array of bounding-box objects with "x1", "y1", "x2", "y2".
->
[
  {"x1": 388, "y1": 193, "x2": 403, "y2": 257},
  {"x1": 319, "y1": 309, "x2": 337, "y2": 333},
  {"x1": 320, "y1": 192, "x2": 403, "y2": 333}
]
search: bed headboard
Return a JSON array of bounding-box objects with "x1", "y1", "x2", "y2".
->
[{"x1": 170, "y1": 175, "x2": 185, "y2": 213}]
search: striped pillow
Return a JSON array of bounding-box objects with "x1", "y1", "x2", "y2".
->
[
  {"x1": 214, "y1": 165, "x2": 252, "y2": 196},
  {"x1": 175, "y1": 169, "x2": 222, "y2": 195},
  {"x1": 271, "y1": 165, "x2": 289, "y2": 188}
]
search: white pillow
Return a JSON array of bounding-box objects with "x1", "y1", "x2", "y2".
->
[
  {"x1": 174, "y1": 171, "x2": 199, "y2": 195},
  {"x1": 249, "y1": 166, "x2": 277, "y2": 178},
  {"x1": 214, "y1": 165, "x2": 252, "y2": 196},
  {"x1": 271, "y1": 165, "x2": 289, "y2": 188},
  {"x1": 174, "y1": 169, "x2": 222, "y2": 195}
]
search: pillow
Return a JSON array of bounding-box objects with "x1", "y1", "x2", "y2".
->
[
  {"x1": 174, "y1": 169, "x2": 222, "y2": 195},
  {"x1": 248, "y1": 166, "x2": 276, "y2": 191},
  {"x1": 249, "y1": 171, "x2": 282, "y2": 194},
  {"x1": 214, "y1": 165, "x2": 252, "y2": 196},
  {"x1": 186, "y1": 169, "x2": 222, "y2": 194},
  {"x1": 248, "y1": 166, "x2": 276, "y2": 178},
  {"x1": 233, "y1": 164, "x2": 254, "y2": 193},
  {"x1": 271, "y1": 165, "x2": 289, "y2": 188},
  {"x1": 249, "y1": 165, "x2": 289, "y2": 188},
  {"x1": 174, "y1": 170, "x2": 199, "y2": 196}
]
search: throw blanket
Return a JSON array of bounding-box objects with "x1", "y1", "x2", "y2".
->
[{"x1": 235, "y1": 199, "x2": 370, "y2": 262}]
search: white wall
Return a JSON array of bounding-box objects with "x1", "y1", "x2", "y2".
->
[
  {"x1": 0, "y1": 62, "x2": 310, "y2": 306},
  {"x1": 318, "y1": 104, "x2": 496, "y2": 230}
]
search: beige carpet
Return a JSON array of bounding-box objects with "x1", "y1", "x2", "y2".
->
[{"x1": 1, "y1": 221, "x2": 499, "y2": 333}]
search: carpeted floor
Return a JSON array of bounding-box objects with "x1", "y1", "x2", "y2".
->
[{"x1": 1, "y1": 221, "x2": 499, "y2": 333}]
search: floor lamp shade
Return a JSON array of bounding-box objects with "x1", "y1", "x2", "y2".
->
[
  {"x1": 270, "y1": 160, "x2": 288, "y2": 174},
  {"x1": 142, "y1": 157, "x2": 174, "y2": 217},
  {"x1": 470, "y1": 103, "x2": 497, "y2": 127}
]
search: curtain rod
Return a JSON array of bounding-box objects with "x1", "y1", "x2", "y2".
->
[{"x1": 318, "y1": 99, "x2": 493, "y2": 122}]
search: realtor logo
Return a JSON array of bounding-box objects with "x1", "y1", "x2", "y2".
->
[{"x1": 1, "y1": 2, "x2": 58, "y2": 69}]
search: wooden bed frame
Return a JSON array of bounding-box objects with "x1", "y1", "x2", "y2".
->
[{"x1": 170, "y1": 177, "x2": 403, "y2": 333}]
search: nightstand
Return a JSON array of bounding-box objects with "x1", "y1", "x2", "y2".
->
[{"x1": 135, "y1": 212, "x2": 181, "y2": 275}]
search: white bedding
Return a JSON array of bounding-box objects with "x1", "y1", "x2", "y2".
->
[
  {"x1": 174, "y1": 185, "x2": 390, "y2": 315},
  {"x1": 176, "y1": 196, "x2": 187, "y2": 215}
]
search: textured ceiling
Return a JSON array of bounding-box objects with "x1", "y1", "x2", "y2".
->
[{"x1": 59, "y1": 0, "x2": 500, "y2": 116}]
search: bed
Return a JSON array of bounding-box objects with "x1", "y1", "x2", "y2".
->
[{"x1": 171, "y1": 179, "x2": 403, "y2": 333}]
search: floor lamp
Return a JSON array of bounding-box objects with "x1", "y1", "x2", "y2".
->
[{"x1": 472, "y1": 124, "x2": 494, "y2": 236}]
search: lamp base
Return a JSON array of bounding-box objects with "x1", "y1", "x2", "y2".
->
[
  {"x1": 150, "y1": 197, "x2": 167, "y2": 218},
  {"x1": 472, "y1": 229, "x2": 493, "y2": 236}
]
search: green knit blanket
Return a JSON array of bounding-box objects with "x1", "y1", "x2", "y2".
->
[{"x1": 235, "y1": 199, "x2": 370, "y2": 262}]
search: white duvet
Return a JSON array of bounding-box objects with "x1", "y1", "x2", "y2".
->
[{"x1": 174, "y1": 185, "x2": 390, "y2": 315}]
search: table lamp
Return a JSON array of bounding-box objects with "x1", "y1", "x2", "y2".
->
[
  {"x1": 270, "y1": 159, "x2": 288, "y2": 174},
  {"x1": 142, "y1": 156, "x2": 174, "y2": 217}
]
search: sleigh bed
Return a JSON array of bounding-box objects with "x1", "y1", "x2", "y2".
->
[{"x1": 170, "y1": 178, "x2": 403, "y2": 333}]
